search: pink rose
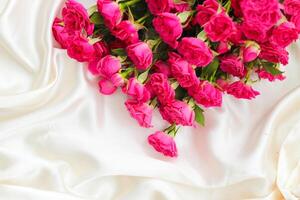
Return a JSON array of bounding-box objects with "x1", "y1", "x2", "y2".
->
[
  {"x1": 110, "y1": 73, "x2": 125, "y2": 87},
  {"x1": 126, "y1": 42, "x2": 153, "y2": 70},
  {"x1": 291, "y1": 14, "x2": 300, "y2": 32},
  {"x1": 188, "y1": 81, "x2": 222, "y2": 108},
  {"x1": 177, "y1": 37, "x2": 213, "y2": 67},
  {"x1": 62, "y1": 0, "x2": 94, "y2": 35},
  {"x1": 229, "y1": 23, "x2": 244, "y2": 44},
  {"x1": 88, "y1": 41, "x2": 110, "y2": 75},
  {"x1": 216, "y1": 42, "x2": 231, "y2": 54},
  {"x1": 98, "y1": 79, "x2": 117, "y2": 95},
  {"x1": 52, "y1": 18, "x2": 72, "y2": 49},
  {"x1": 220, "y1": 55, "x2": 245, "y2": 77},
  {"x1": 242, "y1": 22, "x2": 268, "y2": 42},
  {"x1": 146, "y1": 0, "x2": 173, "y2": 15},
  {"x1": 284, "y1": 0, "x2": 300, "y2": 15},
  {"x1": 153, "y1": 13, "x2": 183, "y2": 49},
  {"x1": 148, "y1": 73, "x2": 175, "y2": 104},
  {"x1": 257, "y1": 69, "x2": 286, "y2": 82},
  {"x1": 124, "y1": 78, "x2": 151, "y2": 103},
  {"x1": 204, "y1": 12, "x2": 235, "y2": 42},
  {"x1": 67, "y1": 36, "x2": 95, "y2": 62},
  {"x1": 241, "y1": 0, "x2": 281, "y2": 29},
  {"x1": 172, "y1": 2, "x2": 190, "y2": 12},
  {"x1": 271, "y1": 22, "x2": 299, "y2": 48},
  {"x1": 125, "y1": 100, "x2": 153, "y2": 128},
  {"x1": 226, "y1": 81, "x2": 260, "y2": 100},
  {"x1": 112, "y1": 20, "x2": 139, "y2": 45},
  {"x1": 242, "y1": 41, "x2": 261, "y2": 63},
  {"x1": 95, "y1": 55, "x2": 121, "y2": 79},
  {"x1": 231, "y1": 0, "x2": 242, "y2": 17},
  {"x1": 148, "y1": 131, "x2": 178, "y2": 157},
  {"x1": 159, "y1": 100, "x2": 195, "y2": 126},
  {"x1": 153, "y1": 61, "x2": 172, "y2": 77},
  {"x1": 168, "y1": 52, "x2": 199, "y2": 88},
  {"x1": 259, "y1": 42, "x2": 289, "y2": 65},
  {"x1": 97, "y1": 0, "x2": 122, "y2": 29},
  {"x1": 194, "y1": 5, "x2": 216, "y2": 26}
]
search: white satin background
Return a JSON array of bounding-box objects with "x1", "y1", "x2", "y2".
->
[{"x1": 0, "y1": 0, "x2": 300, "y2": 199}]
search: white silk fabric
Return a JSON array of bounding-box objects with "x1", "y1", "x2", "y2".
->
[{"x1": 0, "y1": 0, "x2": 300, "y2": 199}]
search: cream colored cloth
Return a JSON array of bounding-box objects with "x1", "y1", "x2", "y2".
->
[{"x1": 0, "y1": 0, "x2": 300, "y2": 199}]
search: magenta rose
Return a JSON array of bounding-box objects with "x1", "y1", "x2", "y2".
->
[
  {"x1": 98, "y1": 79, "x2": 117, "y2": 95},
  {"x1": 97, "y1": 0, "x2": 122, "y2": 29},
  {"x1": 172, "y1": 2, "x2": 190, "y2": 12},
  {"x1": 125, "y1": 100, "x2": 153, "y2": 128},
  {"x1": 52, "y1": 18, "x2": 72, "y2": 49},
  {"x1": 284, "y1": 0, "x2": 300, "y2": 15},
  {"x1": 67, "y1": 36, "x2": 95, "y2": 62},
  {"x1": 112, "y1": 20, "x2": 139, "y2": 45},
  {"x1": 177, "y1": 37, "x2": 213, "y2": 67},
  {"x1": 124, "y1": 78, "x2": 151, "y2": 103},
  {"x1": 159, "y1": 100, "x2": 195, "y2": 126},
  {"x1": 148, "y1": 131, "x2": 178, "y2": 157},
  {"x1": 240, "y1": 0, "x2": 281, "y2": 29},
  {"x1": 148, "y1": 73, "x2": 175, "y2": 104},
  {"x1": 291, "y1": 14, "x2": 300, "y2": 32},
  {"x1": 241, "y1": 22, "x2": 268, "y2": 43},
  {"x1": 168, "y1": 52, "x2": 199, "y2": 88},
  {"x1": 271, "y1": 22, "x2": 299, "y2": 48},
  {"x1": 216, "y1": 42, "x2": 231, "y2": 55},
  {"x1": 95, "y1": 55, "x2": 121, "y2": 79},
  {"x1": 259, "y1": 42, "x2": 289, "y2": 65},
  {"x1": 126, "y1": 42, "x2": 153, "y2": 70},
  {"x1": 229, "y1": 23, "x2": 244, "y2": 44},
  {"x1": 226, "y1": 81, "x2": 260, "y2": 100},
  {"x1": 188, "y1": 81, "x2": 222, "y2": 108},
  {"x1": 62, "y1": 0, "x2": 94, "y2": 35},
  {"x1": 257, "y1": 69, "x2": 285, "y2": 82},
  {"x1": 220, "y1": 55, "x2": 245, "y2": 77},
  {"x1": 153, "y1": 13, "x2": 183, "y2": 49},
  {"x1": 242, "y1": 41, "x2": 261, "y2": 63},
  {"x1": 194, "y1": 5, "x2": 216, "y2": 26},
  {"x1": 153, "y1": 60, "x2": 172, "y2": 77},
  {"x1": 146, "y1": 0, "x2": 173, "y2": 15},
  {"x1": 204, "y1": 12, "x2": 235, "y2": 42}
]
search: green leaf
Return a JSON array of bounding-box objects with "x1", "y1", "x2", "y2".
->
[
  {"x1": 194, "y1": 105, "x2": 205, "y2": 126},
  {"x1": 87, "y1": 5, "x2": 97, "y2": 16},
  {"x1": 177, "y1": 11, "x2": 193, "y2": 24},
  {"x1": 90, "y1": 12, "x2": 104, "y2": 25},
  {"x1": 262, "y1": 62, "x2": 284, "y2": 75},
  {"x1": 137, "y1": 68, "x2": 150, "y2": 83},
  {"x1": 201, "y1": 58, "x2": 219, "y2": 81},
  {"x1": 197, "y1": 30, "x2": 207, "y2": 41},
  {"x1": 111, "y1": 48, "x2": 127, "y2": 57}
]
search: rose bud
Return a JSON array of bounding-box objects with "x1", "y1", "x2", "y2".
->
[
  {"x1": 259, "y1": 42, "x2": 289, "y2": 65},
  {"x1": 188, "y1": 81, "x2": 222, "y2": 108},
  {"x1": 226, "y1": 81, "x2": 260, "y2": 100},
  {"x1": 216, "y1": 42, "x2": 231, "y2": 55},
  {"x1": 97, "y1": 55, "x2": 121, "y2": 79},
  {"x1": 125, "y1": 100, "x2": 153, "y2": 128},
  {"x1": 177, "y1": 37, "x2": 213, "y2": 67},
  {"x1": 153, "y1": 60, "x2": 172, "y2": 77},
  {"x1": 67, "y1": 35, "x2": 95, "y2": 62},
  {"x1": 148, "y1": 131, "x2": 178, "y2": 157},
  {"x1": 242, "y1": 41, "x2": 261, "y2": 63},
  {"x1": 220, "y1": 55, "x2": 246, "y2": 77},
  {"x1": 97, "y1": 0, "x2": 122, "y2": 29},
  {"x1": 153, "y1": 12, "x2": 183, "y2": 49},
  {"x1": 52, "y1": 18, "x2": 71, "y2": 49},
  {"x1": 112, "y1": 20, "x2": 139, "y2": 45},
  {"x1": 159, "y1": 100, "x2": 195, "y2": 126},
  {"x1": 124, "y1": 78, "x2": 151, "y2": 103},
  {"x1": 146, "y1": 0, "x2": 173, "y2": 15},
  {"x1": 98, "y1": 79, "x2": 117, "y2": 95},
  {"x1": 62, "y1": 0, "x2": 94, "y2": 35},
  {"x1": 126, "y1": 42, "x2": 153, "y2": 70},
  {"x1": 111, "y1": 73, "x2": 125, "y2": 87}
]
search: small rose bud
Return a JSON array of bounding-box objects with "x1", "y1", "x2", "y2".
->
[
  {"x1": 111, "y1": 73, "x2": 125, "y2": 87},
  {"x1": 242, "y1": 41, "x2": 261, "y2": 63},
  {"x1": 216, "y1": 42, "x2": 231, "y2": 54}
]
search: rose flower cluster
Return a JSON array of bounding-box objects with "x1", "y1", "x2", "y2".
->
[{"x1": 53, "y1": 0, "x2": 299, "y2": 157}]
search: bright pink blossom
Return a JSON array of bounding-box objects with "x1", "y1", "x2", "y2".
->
[
  {"x1": 153, "y1": 13, "x2": 183, "y2": 49},
  {"x1": 257, "y1": 69, "x2": 286, "y2": 82},
  {"x1": 112, "y1": 20, "x2": 139, "y2": 45},
  {"x1": 284, "y1": 0, "x2": 300, "y2": 15},
  {"x1": 153, "y1": 61, "x2": 172, "y2": 77},
  {"x1": 220, "y1": 55, "x2": 245, "y2": 77},
  {"x1": 159, "y1": 100, "x2": 195, "y2": 126},
  {"x1": 52, "y1": 18, "x2": 72, "y2": 49},
  {"x1": 98, "y1": 79, "x2": 117, "y2": 95},
  {"x1": 226, "y1": 81, "x2": 260, "y2": 100},
  {"x1": 97, "y1": 0, "x2": 122, "y2": 29},
  {"x1": 177, "y1": 37, "x2": 213, "y2": 67},
  {"x1": 148, "y1": 131, "x2": 177, "y2": 157},
  {"x1": 126, "y1": 42, "x2": 153, "y2": 70},
  {"x1": 125, "y1": 100, "x2": 153, "y2": 128},
  {"x1": 96, "y1": 55, "x2": 121, "y2": 79},
  {"x1": 242, "y1": 41, "x2": 261, "y2": 63},
  {"x1": 271, "y1": 22, "x2": 299, "y2": 48},
  {"x1": 259, "y1": 42, "x2": 289, "y2": 65},
  {"x1": 67, "y1": 36, "x2": 95, "y2": 62},
  {"x1": 146, "y1": 0, "x2": 173, "y2": 15},
  {"x1": 124, "y1": 78, "x2": 151, "y2": 103}
]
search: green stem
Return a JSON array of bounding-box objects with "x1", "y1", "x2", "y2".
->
[{"x1": 136, "y1": 13, "x2": 150, "y2": 24}]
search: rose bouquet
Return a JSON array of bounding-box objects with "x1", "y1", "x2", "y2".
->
[{"x1": 53, "y1": 0, "x2": 299, "y2": 157}]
